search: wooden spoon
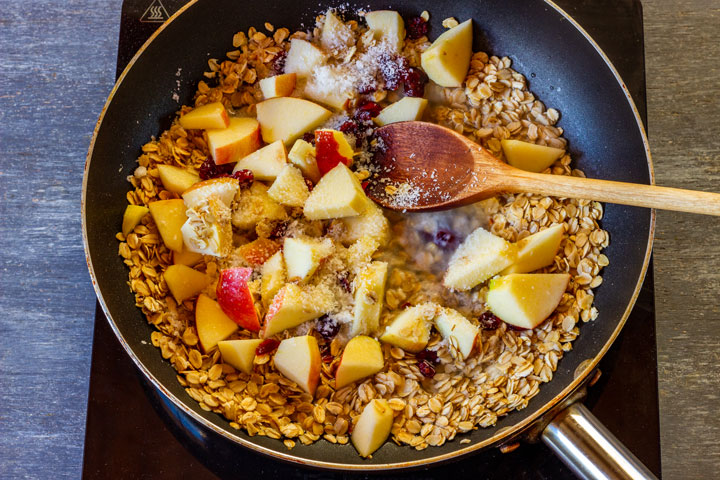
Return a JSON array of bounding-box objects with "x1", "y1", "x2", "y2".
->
[{"x1": 365, "y1": 121, "x2": 720, "y2": 215}]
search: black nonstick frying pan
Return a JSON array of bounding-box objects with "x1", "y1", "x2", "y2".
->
[{"x1": 83, "y1": 0, "x2": 656, "y2": 478}]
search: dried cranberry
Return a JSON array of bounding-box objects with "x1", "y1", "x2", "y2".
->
[
  {"x1": 231, "y1": 168, "x2": 254, "y2": 188},
  {"x1": 339, "y1": 120, "x2": 360, "y2": 135},
  {"x1": 361, "y1": 180, "x2": 369, "y2": 191},
  {"x1": 406, "y1": 16, "x2": 429, "y2": 40},
  {"x1": 272, "y1": 50, "x2": 287, "y2": 74},
  {"x1": 268, "y1": 220, "x2": 289, "y2": 240},
  {"x1": 507, "y1": 324, "x2": 528, "y2": 332},
  {"x1": 304, "y1": 177, "x2": 314, "y2": 192},
  {"x1": 302, "y1": 132, "x2": 315, "y2": 144},
  {"x1": 322, "y1": 353, "x2": 335, "y2": 364},
  {"x1": 354, "y1": 100, "x2": 383, "y2": 122},
  {"x1": 256, "y1": 338, "x2": 280, "y2": 356},
  {"x1": 478, "y1": 311, "x2": 502, "y2": 330},
  {"x1": 198, "y1": 157, "x2": 232, "y2": 180},
  {"x1": 434, "y1": 229, "x2": 456, "y2": 249},
  {"x1": 316, "y1": 315, "x2": 340, "y2": 340},
  {"x1": 358, "y1": 82, "x2": 378, "y2": 94},
  {"x1": 400, "y1": 302, "x2": 412, "y2": 310},
  {"x1": 403, "y1": 67, "x2": 428, "y2": 97},
  {"x1": 337, "y1": 272, "x2": 352, "y2": 293},
  {"x1": 416, "y1": 349, "x2": 439, "y2": 364},
  {"x1": 418, "y1": 360, "x2": 436, "y2": 378},
  {"x1": 379, "y1": 54, "x2": 407, "y2": 91}
]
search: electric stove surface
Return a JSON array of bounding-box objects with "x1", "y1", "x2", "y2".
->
[{"x1": 83, "y1": 1, "x2": 660, "y2": 478}]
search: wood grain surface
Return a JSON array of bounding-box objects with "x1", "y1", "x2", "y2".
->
[{"x1": 0, "y1": 0, "x2": 717, "y2": 478}]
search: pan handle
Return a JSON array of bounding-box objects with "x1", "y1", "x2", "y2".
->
[{"x1": 541, "y1": 403, "x2": 658, "y2": 480}]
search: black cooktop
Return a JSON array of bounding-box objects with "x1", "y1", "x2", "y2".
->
[{"x1": 83, "y1": 1, "x2": 660, "y2": 478}]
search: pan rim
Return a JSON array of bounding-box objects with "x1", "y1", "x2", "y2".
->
[{"x1": 81, "y1": 0, "x2": 656, "y2": 470}]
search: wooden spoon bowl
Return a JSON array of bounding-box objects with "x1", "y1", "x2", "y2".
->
[{"x1": 366, "y1": 122, "x2": 720, "y2": 216}]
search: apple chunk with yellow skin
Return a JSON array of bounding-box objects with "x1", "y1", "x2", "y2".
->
[
  {"x1": 267, "y1": 165, "x2": 310, "y2": 208},
  {"x1": 259, "y1": 73, "x2": 296, "y2": 99},
  {"x1": 260, "y1": 251, "x2": 285, "y2": 308},
  {"x1": 502, "y1": 224, "x2": 564, "y2": 274},
  {"x1": 352, "y1": 399, "x2": 394, "y2": 457},
  {"x1": 304, "y1": 163, "x2": 369, "y2": 220},
  {"x1": 195, "y1": 293, "x2": 239, "y2": 353},
  {"x1": 420, "y1": 19, "x2": 473, "y2": 87},
  {"x1": 122, "y1": 205, "x2": 148, "y2": 237},
  {"x1": 156, "y1": 164, "x2": 200, "y2": 194},
  {"x1": 273, "y1": 336, "x2": 321, "y2": 395},
  {"x1": 283, "y1": 236, "x2": 334, "y2": 282},
  {"x1": 262, "y1": 284, "x2": 332, "y2": 338},
  {"x1": 148, "y1": 199, "x2": 187, "y2": 252},
  {"x1": 164, "y1": 264, "x2": 211, "y2": 303},
  {"x1": 335, "y1": 336, "x2": 384, "y2": 389},
  {"x1": 179, "y1": 102, "x2": 230, "y2": 130},
  {"x1": 443, "y1": 227, "x2": 517, "y2": 291},
  {"x1": 173, "y1": 248, "x2": 204, "y2": 267},
  {"x1": 501, "y1": 139, "x2": 565, "y2": 173},
  {"x1": 256, "y1": 97, "x2": 332, "y2": 146},
  {"x1": 374, "y1": 97, "x2": 428, "y2": 126},
  {"x1": 350, "y1": 261, "x2": 388, "y2": 337},
  {"x1": 365, "y1": 10, "x2": 405, "y2": 52},
  {"x1": 487, "y1": 274, "x2": 570, "y2": 329},
  {"x1": 288, "y1": 139, "x2": 321, "y2": 183},
  {"x1": 379, "y1": 303, "x2": 437, "y2": 353},
  {"x1": 207, "y1": 117, "x2": 261, "y2": 165},
  {"x1": 218, "y1": 339, "x2": 262, "y2": 374},
  {"x1": 433, "y1": 307, "x2": 479, "y2": 360},
  {"x1": 236, "y1": 238, "x2": 280, "y2": 267},
  {"x1": 232, "y1": 140, "x2": 287, "y2": 182},
  {"x1": 283, "y1": 38, "x2": 326, "y2": 78}
]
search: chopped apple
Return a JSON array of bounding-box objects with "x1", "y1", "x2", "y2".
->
[
  {"x1": 304, "y1": 67, "x2": 357, "y2": 110},
  {"x1": 262, "y1": 284, "x2": 334, "y2": 337},
  {"x1": 232, "y1": 182, "x2": 288, "y2": 231},
  {"x1": 182, "y1": 176, "x2": 239, "y2": 209},
  {"x1": 374, "y1": 97, "x2": 428, "y2": 126},
  {"x1": 164, "y1": 264, "x2": 211, "y2": 303},
  {"x1": 256, "y1": 97, "x2": 332, "y2": 145},
  {"x1": 236, "y1": 238, "x2": 280, "y2": 267},
  {"x1": 345, "y1": 235, "x2": 381, "y2": 275},
  {"x1": 173, "y1": 248, "x2": 204, "y2": 267},
  {"x1": 379, "y1": 303, "x2": 437, "y2": 353},
  {"x1": 259, "y1": 73, "x2": 297, "y2": 99},
  {"x1": 501, "y1": 139, "x2": 565, "y2": 173},
  {"x1": 433, "y1": 307, "x2": 479, "y2": 360},
  {"x1": 314, "y1": 129, "x2": 354, "y2": 175},
  {"x1": 267, "y1": 165, "x2": 310, "y2": 207},
  {"x1": 338, "y1": 202, "x2": 390, "y2": 246},
  {"x1": 420, "y1": 19, "x2": 473, "y2": 87},
  {"x1": 335, "y1": 336, "x2": 384, "y2": 389},
  {"x1": 216, "y1": 267, "x2": 261, "y2": 331},
  {"x1": 365, "y1": 10, "x2": 405, "y2": 52},
  {"x1": 351, "y1": 399, "x2": 394, "y2": 457},
  {"x1": 156, "y1": 164, "x2": 200, "y2": 194},
  {"x1": 207, "y1": 117, "x2": 261, "y2": 165},
  {"x1": 122, "y1": 204, "x2": 149, "y2": 237},
  {"x1": 502, "y1": 224, "x2": 564, "y2": 274},
  {"x1": 283, "y1": 236, "x2": 334, "y2": 282},
  {"x1": 443, "y1": 227, "x2": 518, "y2": 291},
  {"x1": 273, "y1": 336, "x2": 321, "y2": 395},
  {"x1": 218, "y1": 339, "x2": 263, "y2": 374},
  {"x1": 350, "y1": 261, "x2": 388, "y2": 337},
  {"x1": 260, "y1": 251, "x2": 285, "y2": 307},
  {"x1": 321, "y1": 9, "x2": 354, "y2": 51},
  {"x1": 283, "y1": 38, "x2": 327, "y2": 78},
  {"x1": 179, "y1": 101, "x2": 230, "y2": 130},
  {"x1": 195, "y1": 293, "x2": 239, "y2": 352},
  {"x1": 288, "y1": 139, "x2": 321, "y2": 183},
  {"x1": 487, "y1": 273, "x2": 570, "y2": 329},
  {"x1": 304, "y1": 163, "x2": 369, "y2": 220},
  {"x1": 148, "y1": 199, "x2": 187, "y2": 252},
  {"x1": 181, "y1": 196, "x2": 233, "y2": 257},
  {"x1": 232, "y1": 140, "x2": 287, "y2": 181}
]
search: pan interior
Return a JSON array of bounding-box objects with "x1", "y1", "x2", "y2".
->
[{"x1": 83, "y1": 0, "x2": 652, "y2": 468}]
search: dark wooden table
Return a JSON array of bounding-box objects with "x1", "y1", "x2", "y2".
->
[{"x1": 0, "y1": 0, "x2": 718, "y2": 478}]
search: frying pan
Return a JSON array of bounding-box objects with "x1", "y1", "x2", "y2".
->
[{"x1": 82, "y1": 0, "x2": 656, "y2": 478}]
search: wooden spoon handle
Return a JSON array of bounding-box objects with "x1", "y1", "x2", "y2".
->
[{"x1": 500, "y1": 168, "x2": 720, "y2": 216}]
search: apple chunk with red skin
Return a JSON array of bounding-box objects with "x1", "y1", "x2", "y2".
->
[
  {"x1": 195, "y1": 294, "x2": 239, "y2": 353},
  {"x1": 273, "y1": 336, "x2": 321, "y2": 395},
  {"x1": 314, "y1": 129, "x2": 354, "y2": 176},
  {"x1": 207, "y1": 117, "x2": 261, "y2": 165},
  {"x1": 216, "y1": 267, "x2": 261, "y2": 332},
  {"x1": 335, "y1": 335, "x2": 384, "y2": 389}
]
